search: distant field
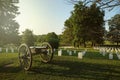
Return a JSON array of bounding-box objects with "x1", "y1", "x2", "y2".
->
[{"x1": 0, "y1": 49, "x2": 120, "y2": 80}]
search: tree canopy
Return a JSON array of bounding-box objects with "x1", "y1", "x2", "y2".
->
[
  {"x1": 107, "y1": 14, "x2": 120, "y2": 45},
  {"x1": 0, "y1": 0, "x2": 19, "y2": 46},
  {"x1": 46, "y1": 32, "x2": 59, "y2": 49},
  {"x1": 21, "y1": 29, "x2": 35, "y2": 46},
  {"x1": 62, "y1": 1, "x2": 105, "y2": 47}
]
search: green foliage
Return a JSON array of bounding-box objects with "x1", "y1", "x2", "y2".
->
[
  {"x1": 61, "y1": 18, "x2": 74, "y2": 46},
  {"x1": 63, "y1": 1, "x2": 105, "y2": 47},
  {"x1": 0, "y1": 0, "x2": 20, "y2": 46},
  {"x1": 108, "y1": 14, "x2": 120, "y2": 45},
  {"x1": 109, "y1": 14, "x2": 120, "y2": 31},
  {"x1": 34, "y1": 32, "x2": 59, "y2": 48},
  {"x1": 46, "y1": 32, "x2": 59, "y2": 49},
  {"x1": 47, "y1": 38, "x2": 59, "y2": 49},
  {"x1": 21, "y1": 29, "x2": 35, "y2": 46}
]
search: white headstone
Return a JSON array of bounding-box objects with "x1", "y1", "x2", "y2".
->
[
  {"x1": 105, "y1": 48, "x2": 108, "y2": 53},
  {"x1": 118, "y1": 49, "x2": 120, "y2": 52},
  {"x1": 111, "y1": 48, "x2": 114, "y2": 52},
  {"x1": 116, "y1": 53, "x2": 120, "y2": 59},
  {"x1": 58, "y1": 49, "x2": 62, "y2": 56},
  {"x1": 78, "y1": 52, "x2": 83, "y2": 59},
  {"x1": 69, "y1": 51, "x2": 72, "y2": 55},
  {"x1": 102, "y1": 49, "x2": 106, "y2": 56},
  {"x1": 67, "y1": 50, "x2": 69, "y2": 53},
  {"x1": 99, "y1": 48, "x2": 102, "y2": 54},
  {"x1": 82, "y1": 51, "x2": 86, "y2": 56},
  {"x1": 106, "y1": 48, "x2": 109, "y2": 53},
  {"x1": 109, "y1": 53, "x2": 113, "y2": 59},
  {"x1": 74, "y1": 50, "x2": 76, "y2": 54},
  {"x1": 6, "y1": 48, "x2": 8, "y2": 53},
  {"x1": 11, "y1": 48, "x2": 14, "y2": 53}
]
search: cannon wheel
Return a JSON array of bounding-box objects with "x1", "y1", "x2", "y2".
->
[
  {"x1": 40, "y1": 42, "x2": 53, "y2": 63},
  {"x1": 18, "y1": 44, "x2": 32, "y2": 71}
]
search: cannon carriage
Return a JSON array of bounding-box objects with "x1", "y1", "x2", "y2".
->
[{"x1": 18, "y1": 42, "x2": 54, "y2": 70}]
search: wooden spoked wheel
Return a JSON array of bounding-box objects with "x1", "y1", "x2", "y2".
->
[
  {"x1": 40, "y1": 42, "x2": 53, "y2": 63},
  {"x1": 18, "y1": 44, "x2": 32, "y2": 71}
]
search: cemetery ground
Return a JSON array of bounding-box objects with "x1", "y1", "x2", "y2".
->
[{"x1": 0, "y1": 48, "x2": 120, "y2": 80}]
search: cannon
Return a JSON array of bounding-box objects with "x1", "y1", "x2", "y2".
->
[{"x1": 18, "y1": 42, "x2": 54, "y2": 71}]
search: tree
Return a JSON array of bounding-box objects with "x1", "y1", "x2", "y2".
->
[
  {"x1": 108, "y1": 14, "x2": 120, "y2": 45},
  {"x1": 0, "y1": 0, "x2": 20, "y2": 46},
  {"x1": 88, "y1": 3, "x2": 105, "y2": 46},
  {"x1": 46, "y1": 32, "x2": 59, "y2": 49},
  {"x1": 62, "y1": 18, "x2": 74, "y2": 46},
  {"x1": 21, "y1": 29, "x2": 35, "y2": 46},
  {"x1": 63, "y1": 1, "x2": 105, "y2": 47}
]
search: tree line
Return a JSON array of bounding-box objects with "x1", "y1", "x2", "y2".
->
[
  {"x1": 61, "y1": 1, "x2": 120, "y2": 47},
  {"x1": 62, "y1": 1, "x2": 105, "y2": 47},
  {"x1": 21, "y1": 29, "x2": 59, "y2": 49},
  {"x1": 0, "y1": 0, "x2": 120, "y2": 48}
]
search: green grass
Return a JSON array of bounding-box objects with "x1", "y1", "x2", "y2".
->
[{"x1": 0, "y1": 49, "x2": 120, "y2": 80}]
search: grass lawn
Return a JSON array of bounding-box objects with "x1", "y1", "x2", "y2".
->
[{"x1": 0, "y1": 49, "x2": 120, "y2": 80}]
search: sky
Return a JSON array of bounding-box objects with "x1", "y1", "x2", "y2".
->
[
  {"x1": 15, "y1": 0, "x2": 119, "y2": 35},
  {"x1": 15, "y1": 0, "x2": 74, "y2": 35}
]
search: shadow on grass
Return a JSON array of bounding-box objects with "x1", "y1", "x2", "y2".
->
[
  {"x1": 0, "y1": 59, "x2": 21, "y2": 73},
  {"x1": 31, "y1": 58, "x2": 120, "y2": 80},
  {"x1": 0, "y1": 65, "x2": 21, "y2": 73}
]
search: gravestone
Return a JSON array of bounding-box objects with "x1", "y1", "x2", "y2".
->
[
  {"x1": 58, "y1": 49, "x2": 62, "y2": 56},
  {"x1": 78, "y1": 52, "x2": 83, "y2": 59},
  {"x1": 107, "y1": 48, "x2": 111, "y2": 53},
  {"x1": 74, "y1": 50, "x2": 76, "y2": 54},
  {"x1": 99, "y1": 48, "x2": 102, "y2": 54},
  {"x1": 11, "y1": 48, "x2": 14, "y2": 53},
  {"x1": 109, "y1": 53, "x2": 113, "y2": 59},
  {"x1": 6, "y1": 48, "x2": 8, "y2": 53},
  {"x1": 67, "y1": 50, "x2": 69, "y2": 53},
  {"x1": 69, "y1": 51, "x2": 72, "y2": 55},
  {"x1": 102, "y1": 48, "x2": 106, "y2": 56},
  {"x1": 82, "y1": 51, "x2": 86, "y2": 56},
  {"x1": 116, "y1": 53, "x2": 120, "y2": 59},
  {"x1": 118, "y1": 48, "x2": 120, "y2": 52}
]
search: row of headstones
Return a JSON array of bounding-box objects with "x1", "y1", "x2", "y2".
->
[
  {"x1": 0, "y1": 47, "x2": 16, "y2": 53},
  {"x1": 57, "y1": 49, "x2": 87, "y2": 59},
  {"x1": 93, "y1": 47, "x2": 120, "y2": 60}
]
